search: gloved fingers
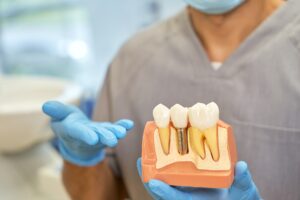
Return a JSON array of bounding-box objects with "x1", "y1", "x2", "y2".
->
[
  {"x1": 174, "y1": 186, "x2": 227, "y2": 200},
  {"x1": 97, "y1": 123, "x2": 127, "y2": 139},
  {"x1": 232, "y1": 161, "x2": 253, "y2": 190},
  {"x1": 148, "y1": 179, "x2": 188, "y2": 200},
  {"x1": 114, "y1": 119, "x2": 134, "y2": 131},
  {"x1": 93, "y1": 127, "x2": 118, "y2": 147},
  {"x1": 42, "y1": 101, "x2": 81, "y2": 121},
  {"x1": 52, "y1": 121, "x2": 99, "y2": 145},
  {"x1": 138, "y1": 158, "x2": 187, "y2": 200},
  {"x1": 137, "y1": 157, "x2": 143, "y2": 177},
  {"x1": 137, "y1": 157, "x2": 188, "y2": 200},
  {"x1": 136, "y1": 158, "x2": 163, "y2": 200},
  {"x1": 230, "y1": 161, "x2": 260, "y2": 198}
]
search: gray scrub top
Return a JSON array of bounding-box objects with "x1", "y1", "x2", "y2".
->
[{"x1": 93, "y1": 1, "x2": 300, "y2": 199}]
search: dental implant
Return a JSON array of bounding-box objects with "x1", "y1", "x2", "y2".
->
[
  {"x1": 170, "y1": 104, "x2": 189, "y2": 155},
  {"x1": 176, "y1": 127, "x2": 188, "y2": 155}
]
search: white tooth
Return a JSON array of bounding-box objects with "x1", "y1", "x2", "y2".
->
[
  {"x1": 206, "y1": 102, "x2": 219, "y2": 128},
  {"x1": 153, "y1": 104, "x2": 170, "y2": 155},
  {"x1": 153, "y1": 104, "x2": 170, "y2": 128},
  {"x1": 189, "y1": 102, "x2": 219, "y2": 130},
  {"x1": 170, "y1": 104, "x2": 188, "y2": 128},
  {"x1": 188, "y1": 102, "x2": 220, "y2": 161},
  {"x1": 188, "y1": 103, "x2": 207, "y2": 130}
]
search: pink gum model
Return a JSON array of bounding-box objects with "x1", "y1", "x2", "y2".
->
[{"x1": 141, "y1": 120, "x2": 237, "y2": 188}]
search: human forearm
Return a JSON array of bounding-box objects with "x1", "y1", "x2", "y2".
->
[
  {"x1": 63, "y1": 159, "x2": 124, "y2": 200},
  {"x1": 42, "y1": 102, "x2": 133, "y2": 199}
]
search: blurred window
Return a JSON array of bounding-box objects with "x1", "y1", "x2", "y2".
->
[
  {"x1": 0, "y1": 0, "x2": 185, "y2": 94},
  {"x1": 0, "y1": 0, "x2": 91, "y2": 79}
]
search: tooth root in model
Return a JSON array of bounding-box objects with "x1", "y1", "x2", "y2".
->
[
  {"x1": 188, "y1": 103, "x2": 207, "y2": 159},
  {"x1": 153, "y1": 104, "x2": 171, "y2": 155},
  {"x1": 189, "y1": 127, "x2": 205, "y2": 159},
  {"x1": 158, "y1": 127, "x2": 170, "y2": 155},
  {"x1": 188, "y1": 102, "x2": 220, "y2": 161},
  {"x1": 204, "y1": 126, "x2": 219, "y2": 161},
  {"x1": 170, "y1": 104, "x2": 189, "y2": 155}
]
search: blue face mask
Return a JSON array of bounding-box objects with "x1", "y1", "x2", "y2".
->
[{"x1": 184, "y1": 0, "x2": 246, "y2": 15}]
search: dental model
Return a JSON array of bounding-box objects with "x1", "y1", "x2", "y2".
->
[{"x1": 142, "y1": 102, "x2": 237, "y2": 188}]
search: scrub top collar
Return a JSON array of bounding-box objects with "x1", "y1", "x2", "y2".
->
[{"x1": 181, "y1": 0, "x2": 296, "y2": 79}]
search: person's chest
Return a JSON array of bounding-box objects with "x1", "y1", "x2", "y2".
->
[
  {"x1": 113, "y1": 33, "x2": 300, "y2": 200},
  {"x1": 115, "y1": 34, "x2": 300, "y2": 129}
]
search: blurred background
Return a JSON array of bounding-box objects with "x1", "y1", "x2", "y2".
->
[
  {"x1": 1, "y1": 0, "x2": 185, "y2": 94},
  {"x1": 0, "y1": 0, "x2": 185, "y2": 199}
]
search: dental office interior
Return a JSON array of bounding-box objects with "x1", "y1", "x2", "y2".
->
[{"x1": 0, "y1": 0, "x2": 185, "y2": 199}]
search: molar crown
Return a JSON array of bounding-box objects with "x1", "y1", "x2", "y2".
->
[
  {"x1": 189, "y1": 102, "x2": 219, "y2": 130},
  {"x1": 188, "y1": 102, "x2": 220, "y2": 161}
]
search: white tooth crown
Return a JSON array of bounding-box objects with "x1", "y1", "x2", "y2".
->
[
  {"x1": 206, "y1": 102, "x2": 219, "y2": 128},
  {"x1": 153, "y1": 104, "x2": 170, "y2": 128},
  {"x1": 188, "y1": 102, "x2": 219, "y2": 130},
  {"x1": 188, "y1": 103, "x2": 206, "y2": 129},
  {"x1": 170, "y1": 104, "x2": 188, "y2": 128}
]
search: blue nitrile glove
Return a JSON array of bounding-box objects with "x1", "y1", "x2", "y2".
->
[
  {"x1": 42, "y1": 101, "x2": 134, "y2": 166},
  {"x1": 137, "y1": 158, "x2": 261, "y2": 200}
]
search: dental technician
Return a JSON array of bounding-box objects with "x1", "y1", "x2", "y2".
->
[{"x1": 42, "y1": 0, "x2": 300, "y2": 199}]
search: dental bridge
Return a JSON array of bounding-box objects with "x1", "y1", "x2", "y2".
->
[{"x1": 141, "y1": 102, "x2": 237, "y2": 188}]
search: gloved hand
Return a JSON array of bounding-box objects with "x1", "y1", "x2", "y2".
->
[
  {"x1": 137, "y1": 158, "x2": 261, "y2": 200},
  {"x1": 42, "y1": 101, "x2": 134, "y2": 166}
]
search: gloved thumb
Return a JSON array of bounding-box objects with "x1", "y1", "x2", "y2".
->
[
  {"x1": 229, "y1": 161, "x2": 260, "y2": 199},
  {"x1": 42, "y1": 101, "x2": 79, "y2": 120}
]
